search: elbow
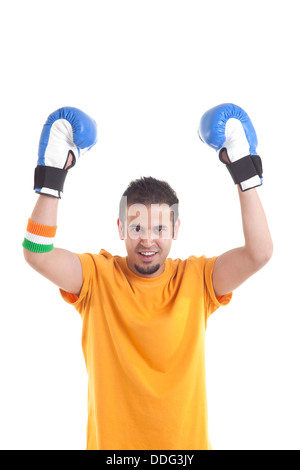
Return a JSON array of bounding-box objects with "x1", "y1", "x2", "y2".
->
[
  {"x1": 267, "y1": 241, "x2": 274, "y2": 262},
  {"x1": 23, "y1": 247, "x2": 32, "y2": 264},
  {"x1": 23, "y1": 247, "x2": 36, "y2": 265},
  {"x1": 23, "y1": 247, "x2": 46, "y2": 268},
  {"x1": 259, "y1": 248, "x2": 273, "y2": 269},
  {"x1": 23, "y1": 248, "x2": 36, "y2": 270},
  {"x1": 263, "y1": 238, "x2": 274, "y2": 265},
  {"x1": 250, "y1": 242, "x2": 274, "y2": 270},
  {"x1": 245, "y1": 238, "x2": 273, "y2": 271}
]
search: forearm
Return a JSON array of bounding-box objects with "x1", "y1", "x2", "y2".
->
[
  {"x1": 23, "y1": 195, "x2": 59, "y2": 261},
  {"x1": 30, "y1": 194, "x2": 59, "y2": 226},
  {"x1": 238, "y1": 187, "x2": 273, "y2": 265}
]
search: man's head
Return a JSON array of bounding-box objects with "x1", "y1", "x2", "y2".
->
[{"x1": 117, "y1": 177, "x2": 180, "y2": 278}]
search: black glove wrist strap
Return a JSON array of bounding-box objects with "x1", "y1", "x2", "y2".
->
[
  {"x1": 219, "y1": 149, "x2": 263, "y2": 185},
  {"x1": 34, "y1": 165, "x2": 68, "y2": 192}
]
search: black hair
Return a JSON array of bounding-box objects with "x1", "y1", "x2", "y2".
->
[{"x1": 119, "y1": 176, "x2": 179, "y2": 225}]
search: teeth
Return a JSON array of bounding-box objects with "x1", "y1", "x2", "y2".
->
[{"x1": 140, "y1": 252, "x2": 156, "y2": 256}]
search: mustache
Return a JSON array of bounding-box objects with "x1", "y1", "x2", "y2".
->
[{"x1": 135, "y1": 247, "x2": 160, "y2": 253}]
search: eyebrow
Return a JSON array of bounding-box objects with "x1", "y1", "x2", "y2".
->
[{"x1": 128, "y1": 223, "x2": 141, "y2": 228}]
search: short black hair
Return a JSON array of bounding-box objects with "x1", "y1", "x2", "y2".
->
[{"x1": 119, "y1": 176, "x2": 179, "y2": 225}]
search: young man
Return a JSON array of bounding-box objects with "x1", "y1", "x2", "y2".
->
[{"x1": 23, "y1": 105, "x2": 273, "y2": 450}]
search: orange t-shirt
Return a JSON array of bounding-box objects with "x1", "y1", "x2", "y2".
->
[{"x1": 60, "y1": 249, "x2": 232, "y2": 450}]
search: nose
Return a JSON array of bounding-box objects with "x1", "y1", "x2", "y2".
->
[{"x1": 140, "y1": 229, "x2": 156, "y2": 246}]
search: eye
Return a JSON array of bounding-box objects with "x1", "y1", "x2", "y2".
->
[
  {"x1": 129, "y1": 224, "x2": 141, "y2": 232},
  {"x1": 154, "y1": 225, "x2": 166, "y2": 233}
]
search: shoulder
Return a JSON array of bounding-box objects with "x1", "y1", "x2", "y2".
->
[
  {"x1": 77, "y1": 249, "x2": 129, "y2": 279},
  {"x1": 167, "y1": 255, "x2": 218, "y2": 282},
  {"x1": 76, "y1": 249, "x2": 117, "y2": 273},
  {"x1": 168, "y1": 254, "x2": 216, "y2": 271}
]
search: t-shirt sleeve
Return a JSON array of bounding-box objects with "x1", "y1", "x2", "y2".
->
[
  {"x1": 204, "y1": 256, "x2": 232, "y2": 320},
  {"x1": 59, "y1": 253, "x2": 97, "y2": 318}
]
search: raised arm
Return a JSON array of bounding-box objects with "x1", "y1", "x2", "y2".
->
[
  {"x1": 198, "y1": 103, "x2": 273, "y2": 297},
  {"x1": 23, "y1": 107, "x2": 98, "y2": 296},
  {"x1": 212, "y1": 186, "x2": 273, "y2": 297}
]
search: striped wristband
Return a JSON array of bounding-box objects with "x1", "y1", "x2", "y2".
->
[{"x1": 22, "y1": 219, "x2": 57, "y2": 253}]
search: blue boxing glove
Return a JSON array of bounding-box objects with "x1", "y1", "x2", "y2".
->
[
  {"x1": 34, "y1": 107, "x2": 98, "y2": 198},
  {"x1": 198, "y1": 103, "x2": 263, "y2": 191}
]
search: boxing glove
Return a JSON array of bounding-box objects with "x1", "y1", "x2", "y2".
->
[
  {"x1": 34, "y1": 107, "x2": 98, "y2": 198},
  {"x1": 198, "y1": 103, "x2": 263, "y2": 191}
]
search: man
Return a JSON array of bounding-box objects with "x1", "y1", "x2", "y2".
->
[{"x1": 23, "y1": 104, "x2": 273, "y2": 450}]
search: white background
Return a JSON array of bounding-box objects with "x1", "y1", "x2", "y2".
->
[{"x1": 0, "y1": 0, "x2": 299, "y2": 450}]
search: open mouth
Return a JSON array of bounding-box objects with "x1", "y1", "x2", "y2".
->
[{"x1": 138, "y1": 251, "x2": 158, "y2": 261}]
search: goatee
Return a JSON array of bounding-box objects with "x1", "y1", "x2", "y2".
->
[{"x1": 134, "y1": 263, "x2": 161, "y2": 275}]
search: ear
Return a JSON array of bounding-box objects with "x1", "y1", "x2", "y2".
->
[
  {"x1": 117, "y1": 218, "x2": 125, "y2": 240},
  {"x1": 173, "y1": 218, "x2": 181, "y2": 240}
]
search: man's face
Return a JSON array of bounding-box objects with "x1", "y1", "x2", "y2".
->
[{"x1": 118, "y1": 203, "x2": 180, "y2": 278}]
